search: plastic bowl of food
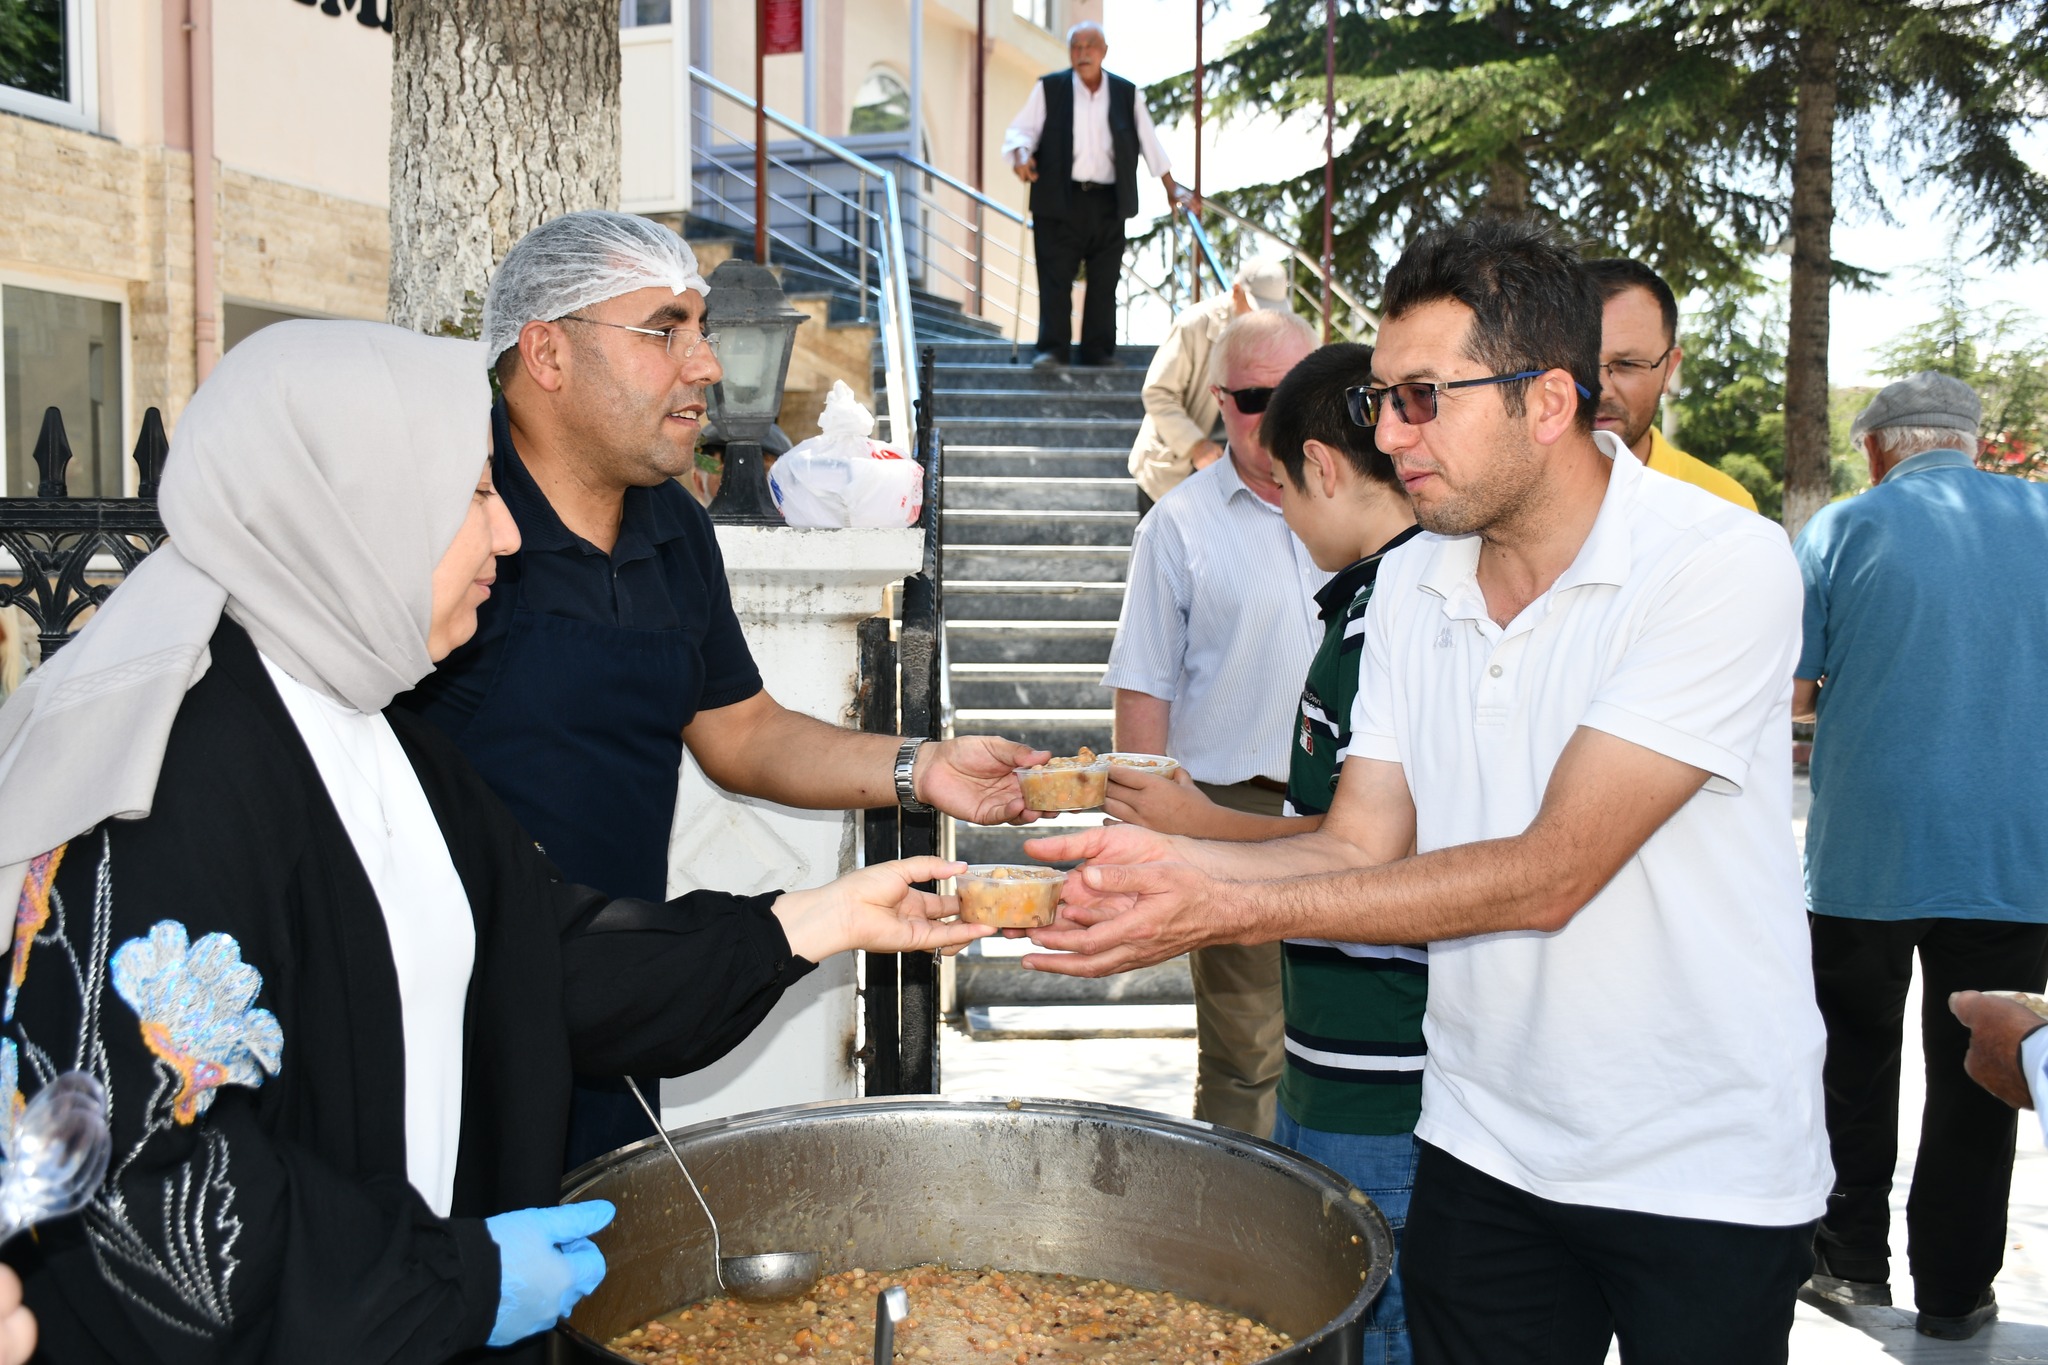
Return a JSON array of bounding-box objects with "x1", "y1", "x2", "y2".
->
[
  {"x1": 1016, "y1": 748, "x2": 1111, "y2": 811},
  {"x1": 1106, "y1": 752, "x2": 1181, "y2": 777},
  {"x1": 955, "y1": 865, "x2": 1067, "y2": 928}
]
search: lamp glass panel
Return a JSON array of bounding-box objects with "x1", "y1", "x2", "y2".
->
[{"x1": 713, "y1": 322, "x2": 788, "y2": 421}]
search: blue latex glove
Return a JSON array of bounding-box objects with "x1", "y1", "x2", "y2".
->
[{"x1": 484, "y1": 1199, "x2": 616, "y2": 1347}]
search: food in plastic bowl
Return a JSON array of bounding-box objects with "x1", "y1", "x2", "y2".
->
[
  {"x1": 1016, "y1": 747, "x2": 1111, "y2": 811},
  {"x1": 955, "y1": 865, "x2": 1067, "y2": 928},
  {"x1": 1107, "y1": 752, "x2": 1181, "y2": 776}
]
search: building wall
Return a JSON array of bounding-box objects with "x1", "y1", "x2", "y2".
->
[{"x1": 1, "y1": 0, "x2": 1067, "y2": 477}]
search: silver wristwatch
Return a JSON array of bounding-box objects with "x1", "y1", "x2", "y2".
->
[{"x1": 894, "y1": 737, "x2": 932, "y2": 813}]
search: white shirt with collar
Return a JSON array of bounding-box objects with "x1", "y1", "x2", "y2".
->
[
  {"x1": 1102, "y1": 453, "x2": 1330, "y2": 785},
  {"x1": 1347, "y1": 430, "x2": 1831, "y2": 1225},
  {"x1": 1002, "y1": 73, "x2": 1172, "y2": 184},
  {"x1": 261, "y1": 654, "x2": 476, "y2": 1218}
]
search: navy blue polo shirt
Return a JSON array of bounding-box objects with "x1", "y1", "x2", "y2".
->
[{"x1": 399, "y1": 399, "x2": 762, "y2": 763}]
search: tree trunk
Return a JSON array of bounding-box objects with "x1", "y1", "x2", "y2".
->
[
  {"x1": 388, "y1": 0, "x2": 621, "y2": 338},
  {"x1": 1482, "y1": 2, "x2": 1531, "y2": 215},
  {"x1": 1782, "y1": 17, "x2": 1837, "y2": 539}
]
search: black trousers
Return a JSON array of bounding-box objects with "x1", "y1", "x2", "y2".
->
[
  {"x1": 1404, "y1": 1142, "x2": 1814, "y2": 1365},
  {"x1": 1033, "y1": 185, "x2": 1125, "y2": 364},
  {"x1": 1809, "y1": 913, "x2": 2048, "y2": 1314}
]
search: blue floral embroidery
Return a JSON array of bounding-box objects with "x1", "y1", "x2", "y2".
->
[{"x1": 109, "y1": 923, "x2": 282, "y2": 1125}]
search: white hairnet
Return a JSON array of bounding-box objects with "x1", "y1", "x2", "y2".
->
[{"x1": 481, "y1": 210, "x2": 712, "y2": 362}]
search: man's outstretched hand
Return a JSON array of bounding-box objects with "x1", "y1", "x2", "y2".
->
[
  {"x1": 1952, "y1": 991, "x2": 2048, "y2": 1111},
  {"x1": 1020, "y1": 860, "x2": 1240, "y2": 978},
  {"x1": 1021, "y1": 820, "x2": 1181, "y2": 867},
  {"x1": 915, "y1": 736, "x2": 1051, "y2": 825}
]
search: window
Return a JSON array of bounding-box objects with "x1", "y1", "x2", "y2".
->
[
  {"x1": 1012, "y1": 0, "x2": 1054, "y2": 31},
  {"x1": 0, "y1": 0, "x2": 94, "y2": 129},
  {"x1": 849, "y1": 69, "x2": 910, "y2": 135},
  {"x1": 619, "y1": 0, "x2": 671, "y2": 26},
  {"x1": 3, "y1": 284, "x2": 125, "y2": 497}
]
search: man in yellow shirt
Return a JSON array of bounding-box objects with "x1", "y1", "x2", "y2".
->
[{"x1": 1584, "y1": 258, "x2": 1758, "y2": 511}]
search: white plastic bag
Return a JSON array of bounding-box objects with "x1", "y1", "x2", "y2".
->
[{"x1": 768, "y1": 381, "x2": 925, "y2": 528}]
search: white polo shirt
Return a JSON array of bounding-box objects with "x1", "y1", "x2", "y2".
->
[{"x1": 1349, "y1": 431, "x2": 1831, "y2": 1225}]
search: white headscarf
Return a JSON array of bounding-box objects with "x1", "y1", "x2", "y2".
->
[{"x1": 0, "y1": 320, "x2": 490, "y2": 914}]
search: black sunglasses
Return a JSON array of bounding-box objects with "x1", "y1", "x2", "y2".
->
[
  {"x1": 1211, "y1": 384, "x2": 1276, "y2": 415},
  {"x1": 1344, "y1": 370, "x2": 1594, "y2": 427}
]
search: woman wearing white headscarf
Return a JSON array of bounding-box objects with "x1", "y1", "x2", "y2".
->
[{"x1": 0, "y1": 321, "x2": 984, "y2": 1365}]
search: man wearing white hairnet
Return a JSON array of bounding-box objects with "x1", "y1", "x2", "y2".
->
[{"x1": 399, "y1": 211, "x2": 1048, "y2": 1167}]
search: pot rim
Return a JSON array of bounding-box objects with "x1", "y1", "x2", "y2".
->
[{"x1": 557, "y1": 1094, "x2": 1395, "y2": 1364}]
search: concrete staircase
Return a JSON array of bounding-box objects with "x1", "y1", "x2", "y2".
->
[{"x1": 877, "y1": 338, "x2": 1196, "y2": 1039}]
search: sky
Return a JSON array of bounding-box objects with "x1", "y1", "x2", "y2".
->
[{"x1": 1101, "y1": 0, "x2": 2048, "y2": 385}]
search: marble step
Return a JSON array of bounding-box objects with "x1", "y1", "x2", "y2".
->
[
  {"x1": 946, "y1": 545, "x2": 1129, "y2": 581},
  {"x1": 944, "y1": 581, "x2": 1125, "y2": 622},
  {"x1": 942, "y1": 508, "x2": 1137, "y2": 546},
  {"x1": 947, "y1": 620, "x2": 1116, "y2": 664},
  {"x1": 949, "y1": 664, "x2": 1109, "y2": 711},
  {"x1": 944, "y1": 476, "x2": 1137, "y2": 513},
  {"x1": 945, "y1": 446, "x2": 1133, "y2": 479}
]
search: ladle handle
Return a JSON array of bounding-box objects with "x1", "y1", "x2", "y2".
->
[
  {"x1": 874, "y1": 1285, "x2": 908, "y2": 1365},
  {"x1": 623, "y1": 1076, "x2": 725, "y2": 1291}
]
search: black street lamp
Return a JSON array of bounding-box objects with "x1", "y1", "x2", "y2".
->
[{"x1": 704, "y1": 259, "x2": 808, "y2": 524}]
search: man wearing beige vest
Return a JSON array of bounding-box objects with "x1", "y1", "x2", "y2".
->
[{"x1": 1128, "y1": 258, "x2": 1294, "y2": 514}]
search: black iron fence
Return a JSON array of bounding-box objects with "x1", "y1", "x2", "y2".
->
[
  {"x1": 858, "y1": 346, "x2": 946, "y2": 1095},
  {"x1": 0, "y1": 406, "x2": 170, "y2": 661}
]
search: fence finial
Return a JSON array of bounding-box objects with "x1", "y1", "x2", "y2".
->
[
  {"x1": 32, "y1": 408, "x2": 71, "y2": 499},
  {"x1": 133, "y1": 409, "x2": 169, "y2": 498}
]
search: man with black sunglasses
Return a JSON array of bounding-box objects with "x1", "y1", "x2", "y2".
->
[
  {"x1": 1098, "y1": 306, "x2": 1324, "y2": 1139},
  {"x1": 1030, "y1": 219, "x2": 1828, "y2": 1364}
]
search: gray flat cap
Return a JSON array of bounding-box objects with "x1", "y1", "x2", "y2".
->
[{"x1": 1849, "y1": 371, "x2": 1982, "y2": 445}]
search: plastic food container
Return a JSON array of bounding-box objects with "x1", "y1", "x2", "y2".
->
[
  {"x1": 1106, "y1": 752, "x2": 1181, "y2": 776},
  {"x1": 955, "y1": 865, "x2": 1067, "y2": 928},
  {"x1": 1016, "y1": 756, "x2": 1111, "y2": 811},
  {"x1": 1986, "y1": 990, "x2": 2048, "y2": 1020}
]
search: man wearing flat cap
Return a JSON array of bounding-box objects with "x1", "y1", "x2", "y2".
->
[
  {"x1": 1127, "y1": 256, "x2": 1297, "y2": 513},
  {"x1": 1792, "y1": 371, "x2": 2048, "y2": 1341}
]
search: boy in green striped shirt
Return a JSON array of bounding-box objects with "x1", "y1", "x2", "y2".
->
[{"x1": 1101, "y1": 343, "x2": 1422, "y2": 1364}]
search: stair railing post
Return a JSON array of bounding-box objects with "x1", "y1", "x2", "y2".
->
[
  {"x1": 858, "y1": 170, "x2": 871, "y2": 322},
  {"x1": 857, "y1": 615, "x2": 904, "y2": 1095},
  {"x1": 891, "y1": 345, "x2": 944, "y2": 1093}
]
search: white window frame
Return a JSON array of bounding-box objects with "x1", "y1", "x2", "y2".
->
[
  {"x1": 0, "y1": 267, "x2": 135, "y2": 496},
  {"x1": 0, "y1": 0, "x2": 99, "y2": 132}
]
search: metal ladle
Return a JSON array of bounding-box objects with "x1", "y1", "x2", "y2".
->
[
  {"x1": 873, "y1": 1285, "x2": 909, "y2": 1365},
  {"x1": 623, "y1": 1077, "x2": 821, "y2": 1301}
]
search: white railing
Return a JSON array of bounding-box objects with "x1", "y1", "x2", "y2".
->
[{"x1": 686, "y1": 67, "x2": 920, "y2": 444}]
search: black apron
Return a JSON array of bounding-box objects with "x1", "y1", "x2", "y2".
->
[{"x1": 454, "y1": 566, "x2": 697, "y2": 1170}]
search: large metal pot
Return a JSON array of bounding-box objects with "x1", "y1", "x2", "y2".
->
[{"x1": 553, "y1": 1096, "x2": 1394, "y2": 1365}]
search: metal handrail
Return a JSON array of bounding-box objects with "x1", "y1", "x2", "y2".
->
[
  {"x1": 1196, "y1": 198, "x2": 1379, "y2": 339},
  {"x1": 687, "y1": 67, "x2": 920, "y2": 444},
  {"x1": 1177, "y1": 207, "x2": 1230, "y2": 294}
]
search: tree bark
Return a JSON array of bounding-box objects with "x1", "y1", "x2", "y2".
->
[
  {"x1": 388, "y1": 0, "x2": 621, "y2": 337},
  {"x1": 1782, "y1": 16, "x2": 1838, "y2": 539}
]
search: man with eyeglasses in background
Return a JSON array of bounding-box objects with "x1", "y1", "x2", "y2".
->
[
  {"x1": 400, "y1": 212, "x2": 1047, "y2": 1168},
  {"x1": 1583, "y1": 258, "x2": 1757, "y2": 511},
  {"x1": 1033, "y1": 219, "x2": 1828, "y2": 1363},
  {"x1": 1097, "y1": 307, "x2": 1325, "y2": 1138}
]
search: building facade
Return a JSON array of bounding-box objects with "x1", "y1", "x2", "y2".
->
[{"x1": 1, "y1": 0, "x2": 1082, "y2": 495}]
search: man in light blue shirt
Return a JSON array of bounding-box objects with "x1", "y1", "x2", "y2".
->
[{"x1": 1793, "y1": 372, "x2": 2048, "y2": 1341}]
